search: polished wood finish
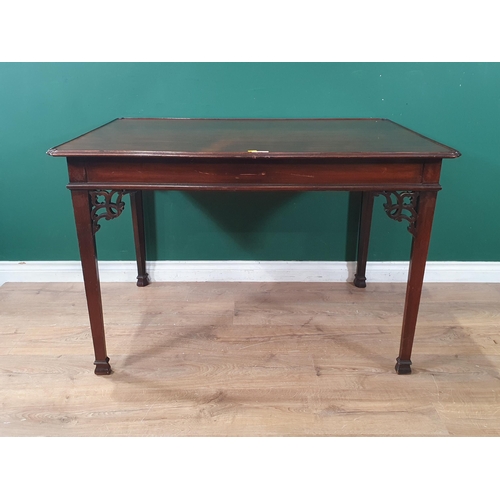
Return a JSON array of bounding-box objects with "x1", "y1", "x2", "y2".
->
[
  {"x1": 397, "y1": 191, "x2": 438, "y2": 374},
  {"x1": 75, "y1": 157, "x2": 429, "y2": 190},
  {"x1": 48, "y1": 118, "x2": 460, "y2": 375},
  {"x1": 1, "y1": 282, "x2": 499, "y2": 436},
  {"x1": 48, "y1": 118, "x2": 460, "y2": 159},
  {"x1": 70, "y1": 190, "x2": 111, "y2": 375}
]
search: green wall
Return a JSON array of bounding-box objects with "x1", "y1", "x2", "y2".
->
[{"x1": 1, "y1": 63, "x2": 498, "y2": 262}]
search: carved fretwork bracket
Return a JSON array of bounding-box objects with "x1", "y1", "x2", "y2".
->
[
  {"x1": 90, "y1": 190, "x2": 129, "y2": 234},
  {"x1": 376, "y1": 191, "x2": 419, "y2": 237}
]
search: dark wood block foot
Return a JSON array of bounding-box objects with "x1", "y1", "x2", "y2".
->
[
  {"x1": 94, "y1": 357, "x2": 112, "y2": 375},
  {"x1": 136, "y1": 273, "x2": 151, "y2": 287},
  {"x1": 395, "y1": 357, "x2": 412, "y2": 374},
  {"x1": 353, "y1": 274, "x2": 367, "y2": 288}
]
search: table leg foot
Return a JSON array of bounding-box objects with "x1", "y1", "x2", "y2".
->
[
  {"x1": 395, "y1": 357, "x2": 412, "y2": 374},
  {"x1": 136, "y1": 273, "x2": 151, "y2": 287},
  {"x1": 94, "y1": 357, "x2": 112, "y2": 375},
  {"x1": 353, "y1": 274, "x2": 367, "y2": 288}
]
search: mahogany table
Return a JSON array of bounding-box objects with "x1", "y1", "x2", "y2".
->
[{"x1": 47, "y1": 118, "x2": 460, "y2": 375}]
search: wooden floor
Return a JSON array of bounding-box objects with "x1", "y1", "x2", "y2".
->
[{"x1": 1, "y1": 281, "x2": 499, "y2": 436}]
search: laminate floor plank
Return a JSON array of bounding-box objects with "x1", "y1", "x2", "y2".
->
[{"x1": 1, "y1": 282, "x2": 499, "y2": 436}]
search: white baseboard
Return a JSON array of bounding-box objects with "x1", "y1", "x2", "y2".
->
[{"x1": 1, "y1": 261, "x2": 500, "y2": 285}]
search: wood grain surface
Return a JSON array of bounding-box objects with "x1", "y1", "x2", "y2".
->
[
  {"x1": 1, "y1": 281, "x2": 499, "y2": 436},
  {"x1": 47, "y1": 118, "x2": 460, "y2": 158}
]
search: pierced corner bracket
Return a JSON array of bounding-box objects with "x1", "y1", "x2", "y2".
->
[
  {"x1": 376, "y1": 191, "x2": 419, "y2": 237},
  {"x1": 90, "y1": 190, "x2": 129, "y2": 234}
]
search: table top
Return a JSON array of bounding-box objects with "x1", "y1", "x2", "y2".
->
[{"x1": 47, "y1": 118, "x2": 460, "y2": 160}]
